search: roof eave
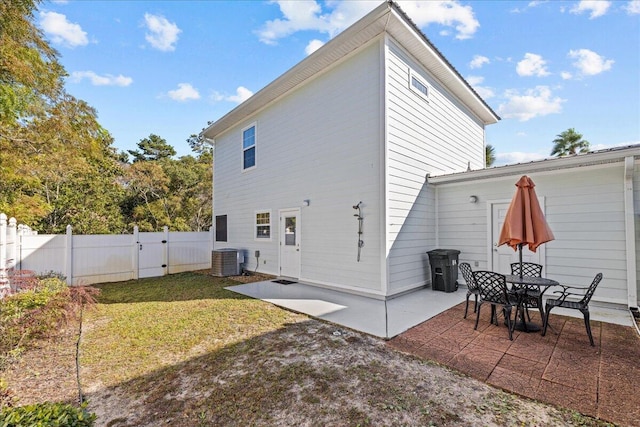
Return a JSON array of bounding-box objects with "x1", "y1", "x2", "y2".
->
[
  {"x1": 428, "y1": 145, "x2": 640, "y2": 185},
  {"x1": 201, "y1": 0, "x2": 499, "y2": 140}
]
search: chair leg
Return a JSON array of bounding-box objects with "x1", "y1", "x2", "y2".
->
[
  {"x1": 581, "y1": 308, "x2": 595, "y2": 346},
  {"x1": 464, "y1": 293, "x2": 470, "y2": 319},
  {"x1": 537, "y1": 296, "x2": 545, "y2": 325},
  {"x1": 474, "y1": 302, "x2": 482, "y2": 330},
  {"x1": 504, "y1": 306, "x2": 513, "y2": 340},
  {"x1": 542, "y1": 305, "x2": 553, "y2": 337},
  {"x1": 473, "y1": 294, "x2": 478, "y2": 313}
]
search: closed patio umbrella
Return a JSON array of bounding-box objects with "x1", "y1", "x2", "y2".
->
[{"x1": 498, "y1": 175, "x2": 555, "y2": 275}]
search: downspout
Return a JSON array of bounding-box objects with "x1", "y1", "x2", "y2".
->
[{"x1": 623, "y1": 156, "x2": 638, "y2": 310}]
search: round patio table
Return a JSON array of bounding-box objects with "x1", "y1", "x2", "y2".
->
[{"x1": 504, "y1": 275, "x2": 559, "y2": 333}]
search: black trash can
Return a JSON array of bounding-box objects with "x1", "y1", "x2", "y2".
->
[{"x1": 427, "y1": 249, "x2": 461, "y2": 292}]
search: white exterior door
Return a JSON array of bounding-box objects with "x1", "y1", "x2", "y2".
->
[
  {"x1": 491, "y1": 202, "x2": 541, "y2": 274},
  {"x1": 279, "y1": 209, "x2": 300, "y2": 278}
]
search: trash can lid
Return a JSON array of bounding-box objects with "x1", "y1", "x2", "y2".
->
[{"x1": 427, "y1": 249, "x2": 461, "y2": 255}]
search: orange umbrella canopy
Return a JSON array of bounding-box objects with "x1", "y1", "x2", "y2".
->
[{"x1": 499, "y1": 175, "x2": 555, "y2": 252}]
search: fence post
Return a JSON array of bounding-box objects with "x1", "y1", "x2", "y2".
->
[
  {"x1": 0, "y1": 214, "x2": 8, "y2": 290},
  {"x1": 6, "y1": 217, "x2": 16, "y2": 271},
  {"x1": 65, "y1": 225, "x2": 73, "y2": 285},
  {"x1": 163, "y1": 226, "x2": 169, "y2": 276},
  {"x1": 132, "y1": 226, "x2": 139, "y2": 280}
]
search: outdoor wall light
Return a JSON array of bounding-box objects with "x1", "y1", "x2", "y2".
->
[
  {"x1": 469, "y1": 195, "x2": 478, "y2": 204},
  {"x1": 303, "y1": 199, "x2": 310, "y2": 207}
]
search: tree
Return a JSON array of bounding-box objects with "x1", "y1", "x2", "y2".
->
[
  {"x1": 127, "y1": 134, "x2": 176, "y2": 162},
  {"x1": 485, "y1": 144, "x2": 496, "y2": 167},
  {"x1": 0, "y1": 0, "x2": 65, "y2": 124},
  {"x1": 0, "y1": 1, "x2": 126, "y2": 233},
  {"x1": 122, "y1": 139, "x2": 212, "y2": 232},
  {"x1": 550, "y1": 128, "x2": 590, "y2": 157}
]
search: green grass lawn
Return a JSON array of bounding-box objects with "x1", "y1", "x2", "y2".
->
[{"x1": 82, "y1": 272, "x2": 303, "y2": 387}]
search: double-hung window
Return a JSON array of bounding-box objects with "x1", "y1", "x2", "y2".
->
[
  {"x1": 255, "y1": 210, "x2": 271, "y2": 240},
  {"x1": 242, "y1": 124, "x2": 256, "y2": 170}
]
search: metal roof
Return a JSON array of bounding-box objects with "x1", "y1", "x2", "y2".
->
[
  {"x1": 428, "y1": 144, "x2": 640, "y2": 184},
  {"x1": 201, "y1": 1, "x2": 500, "y2": 140}
]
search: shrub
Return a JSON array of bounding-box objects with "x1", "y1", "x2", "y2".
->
[
  {"x1": 0, "y1": 401, "x2": 96, "y2": 426},
  {"x1": 0, "y1": 277, "x2": 98, "y2": 370}
]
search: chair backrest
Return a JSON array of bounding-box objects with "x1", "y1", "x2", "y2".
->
[
  {"x1": 511, "y1": 262, "x2": 543, "y2": 277},
  {"x1": 580, "y1": 273, "x2": 603, "y2": 305},
  {"x1": 459, "y1": 262, "x2": 477, "y2": 291},
  {"x1": 472, "y1": 270, "x2": 509, "y2": 304}
]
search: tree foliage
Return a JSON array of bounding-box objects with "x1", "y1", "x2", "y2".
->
[
  {"x1": 127, "y1": 134, "x2": 177, "y2": 162},
  {"x1": 550, "y1": 128, "x2": 590, "y2": 157},
  {"x1": 485, "y1": 144, "x2": 496, "y2": 167},
  {"x1": 0, "y1": 2, "x2": 212, "y2": 234}
]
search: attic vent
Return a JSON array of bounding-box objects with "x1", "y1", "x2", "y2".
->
[
  {"x1": 408, "y1": 69, "x2": 429, "y2": 101},
  {"x1": 211, "y1": 249, "x2": 239, "y2": 277}
]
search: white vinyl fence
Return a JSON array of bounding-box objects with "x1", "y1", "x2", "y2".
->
[{"x1": 0, "y1": 213, "x2": 213, "y2": 286}]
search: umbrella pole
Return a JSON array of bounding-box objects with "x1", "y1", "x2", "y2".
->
[{"x1": 518, "y1": 243, "x2": 523, "y2": 278}]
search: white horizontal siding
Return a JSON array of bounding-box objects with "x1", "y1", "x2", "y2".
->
[
  {"x1": 214, "y1": 40, "x2": 384, "y2": 294},
  {"x1": 436, "y1": 164, "x2": 633, "y2": 306},
  {"x1": 385, "y1": 37, "x2": 486, "y2": 294}
]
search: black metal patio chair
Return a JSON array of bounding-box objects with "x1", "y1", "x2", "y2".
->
[
  {"x1": 510, "y1": 262, "x2": 544, "y2": 322},
  {"x1": 472, "y1": 270, "x2": 515, "y2": 340},
  {"x1": 542, "y1": 273, "x2": 603, "y2": 346},
  {"x1": 459, "y1": 262, "x2": 480, "y2": 319}
]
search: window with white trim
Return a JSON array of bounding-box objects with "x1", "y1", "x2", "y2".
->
[
  {"x1": 408, "y1": 69, "x2": 429, "y2": 101},
  {"x1": 255, "y1": 210, "x2": 271, "y2": 240},
  {"x1": 242, "y1": 124, "x2": 256, "y2": 170}
]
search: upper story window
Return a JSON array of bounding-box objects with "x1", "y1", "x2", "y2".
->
[
  {"x1": 242, "y1": 124, "x2": 256, "y2": 170},
  {"x1": 408, "y1": 69, "x2": 429, "y2": 101},
  {"x1": 255, "y1": 210, "x2": 271, "y2": 240}
]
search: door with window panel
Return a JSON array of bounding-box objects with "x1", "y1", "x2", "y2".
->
[{"x1": 279, "y1": 209, "x2": 300, "y2": 278}]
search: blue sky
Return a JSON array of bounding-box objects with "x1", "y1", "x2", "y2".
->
[{"x1": 40, "y1": 0, "x2": 639, "y2": 165}]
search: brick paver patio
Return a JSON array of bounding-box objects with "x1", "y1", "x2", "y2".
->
[{"x1": 387, "y1": 302, "x2": 640, "y2": 427}]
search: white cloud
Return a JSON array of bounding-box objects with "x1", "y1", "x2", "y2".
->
[
  {"x1": 397, "y1": 0, "x2": 480, "y2": 40},
  {"x1": 39, "y1": 11, "x2": 88, "y2": 47},
  {"x1": 167, "y1": 83, "x2": 200, "y2": 102},
  {"x1": 568, "y1": 49, "x2": 614, "y2": 76},
  {"x1": 144, "y1": 13, "x2": 181, "y2": 51},
  {"x1": 560, "y1": 71, "x2": 573, "y2": 80},
  {"x1": 465, "y1": 75, "x2": 495, "y2": 99},
  {"x1": 70, "y1": 71, "x2": 132, "y2": 86},
  {"x1": 257, "y1": 0, "x2": 480, "y2": 45},
  {"x1": 494, "y1": 151, "x2": 547, "y2": 166},
  {"x1": 211, "y1": 86, "x2": 254, "y2": 104},
  {"x1": 305, "y1": 39, "x2": 325, "y2": 55},
  {"x1": 624, "y1": 0, "x2": 640, "y2": 14},
  {"x1": 570, "y1": 0, "x2": 611, "y2": 18},
  {"x1": 516, "y1": 53, "x2": 550, "y2": 77},
  {"x1": 469, "y1": 55, "x2": 490, "y2": 69},
  {"x1": 498, "y1": 86, "x2": 565, "y2": 121},
  {"x1": 228, "y1": 86, "x2": 254, "y2": 103}
]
